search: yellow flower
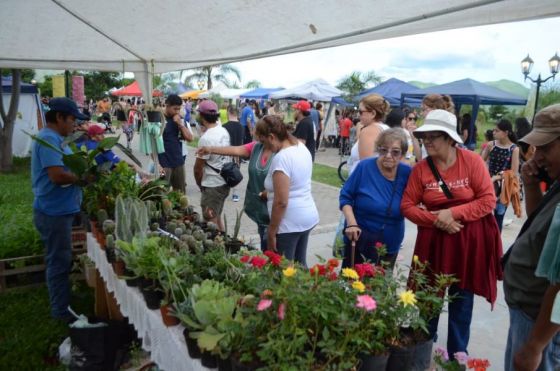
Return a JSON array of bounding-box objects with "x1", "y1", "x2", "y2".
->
[
  {"x1": 352, "y1": 280, "x2": 366, "y2": 293},
  {"x1": 413, "y1": 255, "x2": 419, "y2": 264},
  {"x1": 399, "y1": 290, "x2": 417, "y2": 307},
  {"x1": 283, "y1": 266, "x2": 297, "y2": 278},
  {"x1": 342, "y1": 268, "x2": 359, "y2": 280}
]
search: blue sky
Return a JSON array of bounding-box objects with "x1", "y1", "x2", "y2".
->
[{"x1": 229, "y1": 17, "x2": 560, "y2": 89}]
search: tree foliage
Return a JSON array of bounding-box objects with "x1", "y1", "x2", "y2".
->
[
  {"x1": 183, "y1": 64, "x2": 241, "y2": 90},
  {"x1": 336, "y1": 70, "x2": 382, "y2": 98},
  {"x1": 244, "y1": 80, "x2": 262, "y2": 89},
  {"x1": 1, "y1": 69, "x2": 35, "y2": 83}
]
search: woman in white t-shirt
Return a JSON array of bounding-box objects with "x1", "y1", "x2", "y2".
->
[
  {"x1": 347, "y1": 94, "x2": 391, "y2": 175},
  {"x1": 258, "y1": 115, "x2": 319, "y2": 266}
]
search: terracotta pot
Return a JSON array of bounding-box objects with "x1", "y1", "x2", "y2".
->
[
  {"x1": 90, "y1": 220, "x2": 99, "y2": 239},
  {"x1": 97, "y1": 232, "x2": 106, "y2": 249},
  {"x1": 112, "y1": 260, "x2": 126, "y2": 276},
  {"x1": 160, "y1": 304, "x2": 179, "y2": 327}
]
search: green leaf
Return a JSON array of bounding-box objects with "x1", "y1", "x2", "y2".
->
[
  {"x1": 196, "y1": 328, "x2": 225, "y2": 351},
  {"x1": 62, "y1": 131, "x2": 86, "y2": 147},
  {"x1": 62, "y1": 153, "x2": 88, "y2": 176},
  {"x1": 115, "y1": 142, "x2": 142, "y2": 166},
  {"x1": 97, "y1": 135, "x2": 120, "y2": 150},
  {"x1": 24, "y1": 131, "x2": 64, "y2": 155}
]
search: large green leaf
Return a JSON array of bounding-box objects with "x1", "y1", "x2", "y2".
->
[
  {"x1": 194, "y1": 327, "x2": 225, "y2": 351},
  {"x1": 115, "y1": 142, "x2": 142, "y2": 167},
  {"x1": 62, "y1": 131, "x2": 86, "y2": 147},
  {"x1": 62, "y1": 153, "x2": 88, "y2": 176},
  {"x1": 24, "y1": 131, "x2": 64, "y2": 155},
  {"x1": 97, "y1": 135, "x2": 120, "y2": 150}
]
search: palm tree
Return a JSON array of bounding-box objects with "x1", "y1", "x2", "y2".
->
[
  {"x1": 336, "y1": 70, "x2": 383, "y2": 97},
  {"x1": 244, "y1": 80, "x2": 262, "y2": 89},
  {"x1": 183, "y1": 64, "x2": 241, "y2": 90}
]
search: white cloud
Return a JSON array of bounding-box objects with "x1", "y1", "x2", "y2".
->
[{"x1": 231, "y1": 17, "x2": 560, "y2": 88}]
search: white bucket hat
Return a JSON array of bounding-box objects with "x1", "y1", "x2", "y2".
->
[{"x1": 413, "y1": 109, "x2": 463, "y2": 144}]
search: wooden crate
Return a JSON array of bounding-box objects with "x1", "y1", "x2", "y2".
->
[{"x1": 0, "y1": 230, "x2": 88, "y2": 293}]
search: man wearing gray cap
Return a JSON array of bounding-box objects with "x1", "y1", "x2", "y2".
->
[{"x1": 503, "y1": 104, "x2": 560, "y2": 371}]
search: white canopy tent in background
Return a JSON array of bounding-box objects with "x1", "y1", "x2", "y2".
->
[
  {"x1": 270, "y1": 79, "x2": 343, "y2": 102},
  {"x1": 198, "y1": 83, "x2": 251, "y2": 100},
  {"x1": 1, "y1": 0, "x2": 559, "y2": 104}
]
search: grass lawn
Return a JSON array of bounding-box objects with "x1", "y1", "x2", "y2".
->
[
  {"x1": 0, "y1": 157, "x2": 42, "y2": 259},
  {"x1": 0, "y1": 283, "x2": 94, "y2": 369},
  {"x1": 312, "y1": 163, "x2": 343, "y2": 188}
]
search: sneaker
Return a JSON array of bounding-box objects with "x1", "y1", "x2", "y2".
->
[
  {"x1": 232, "y1": 194, "x2": 240, "y2": 202},
  {"x1": 503, "y1": 218, "x2": 513, "y2": 227}
]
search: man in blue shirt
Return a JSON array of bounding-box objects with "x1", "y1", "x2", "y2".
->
[
  {"x1": 31, "y1": 97, "x2": 88, "y2": 323},
  {"x1": 158, "y1": 94, "x2": 194, "y2": 193},
  {"x1": 240, "y1": 99, "x2": 255, "y2": 144}
]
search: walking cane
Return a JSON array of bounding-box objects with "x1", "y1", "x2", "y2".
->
[{"x1": 350, "y1": 240, "x2": 356, "y2": 268}]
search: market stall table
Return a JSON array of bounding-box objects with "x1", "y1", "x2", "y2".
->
[{"x1": 87, "y1": 233, "x2": 209, "y2": 371}]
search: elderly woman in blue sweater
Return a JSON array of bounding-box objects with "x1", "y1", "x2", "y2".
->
[{"x1": 339, "y1": 128, "x2": 412, "y2": 268}]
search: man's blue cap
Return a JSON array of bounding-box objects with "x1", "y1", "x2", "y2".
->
[{"x1": 48, "y1": 97, "x2": 89, "y2": 120}]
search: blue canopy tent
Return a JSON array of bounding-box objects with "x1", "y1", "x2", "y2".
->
[
  {"x1": 1, "y1": 76, "x2": 38, "y2": 94},
  {"x1": 357, "y1": 78, "x2": 421, "y2": 107},
  {"x1": 164, "y1": 82, "x2": 192, "y2": 95},
  {"x1": 240, "y1": 87, "x2": 284, "y2": 99},
  {"x1": 401, "y1": 78, "x2": 527, "y2": 147}
]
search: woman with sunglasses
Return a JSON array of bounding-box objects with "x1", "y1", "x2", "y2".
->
[
  {"x1": 340, "y1": 128, "x2": 411, "y2": 268},
  {"x1": 401, "y1": 110, "x2": 422, "y2": 163},
  {"x1": 347, "y1": 94, "x2": 391, "y2": 175},
  {"x1": 401, "y1": 109, "x2": 502, "y2": 359}
]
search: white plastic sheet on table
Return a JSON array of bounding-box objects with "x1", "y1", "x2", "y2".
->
[{"x1": 87, "y1": 233, "x2": 212, "y2": 371}]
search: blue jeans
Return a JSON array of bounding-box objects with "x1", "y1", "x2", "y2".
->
[
  {"x1": 33, "y1": 210, "x2": 75, "y2": 319},
  {"x1": 276, "y1": 228, "x2": 312, "y2": 267},
  {"x1": 257, "y1": 224, "x2": 268, "y2": 251},
  {"x1": 505, "y1": 307, "x2": 560, "y2": 371},
  {"x1": 429, "y1": 285, "x2": 474, "y2": 357},
  {"x1": 495, "y1": 201, "x2": 507, "y2": 232}
]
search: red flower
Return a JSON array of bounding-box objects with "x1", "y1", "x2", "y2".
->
[
  {"x1": 264, "y1": 250, "x2": 282, "y2": 266},
  {"x1": 375, "y1": 242, "x2": 383, "y2": 249},
  {"x1": 261, "y1": 289, "x2": 273, "y2": 298},
  {"x1": 467, "y1": 359, "x2": 490, "y2": 370},
  {"x1": 240, "y1": 255, "x2": 250, "y2": 263},
  {"x1": 250, "y1": 256, "x2": 268, "y2": 269},
  {"x1": 327, "y1": 258, "x2": 339, "y2": 270},
  {"x1": 327, "y1": 271, "x2": 338, "y2": 281},
  {"x1": 309, "y1": 264, "x2": 327, "y2": 276},
  {"x1": 354, "y1": 263, "x2": 376, "y2": 279}
]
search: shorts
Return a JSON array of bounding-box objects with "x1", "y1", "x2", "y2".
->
[
  {"x1": 201, "y1": 184, "x2": 230, "y2": 220},
  {"x1": 163, "y1": 165, "x2": 186, "y2": 193}
]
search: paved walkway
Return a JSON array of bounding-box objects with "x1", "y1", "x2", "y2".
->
[{"x1": 114, "y1": 131, "x2": 524, "y2": 370}]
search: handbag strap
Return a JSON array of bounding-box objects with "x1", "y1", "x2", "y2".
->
[
  {"x1": 427, "y1": 156, "x2": 453, "y2": 200},
  {"x1": 380, "y1": 166, "x2": 400, "y2": 231},
  {"x1": 205, "y1": 162, "x2": 221, "y2": 173}
]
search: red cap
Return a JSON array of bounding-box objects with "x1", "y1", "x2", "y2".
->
[
  {"x1": 292, "y1": 100, "x2": 311, "y2": 112},
  {"x1": 87, "y1": 125, "x2": 105, "y2": 136}
]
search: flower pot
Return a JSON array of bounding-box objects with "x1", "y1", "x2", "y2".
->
[
  {"x1": 231, "y1": 355, "x2": 262, "y2": 371},
  {"x1": 160, "y1": 304, "x2": 179, "y2": 327},
  {"x1": 411, "y1": 338, "x2": 434, "y2": 371},
  {"x1": 105, "y1": 247, "x2": 116, "y2": 263},
  {"x1": 218, "y1": 357, "x2": 232, "y2": 371},
  {"x1": 183, "y1": 329, "x2": 202, "y2": 359},
  {"x1": 84, "y1": 264, "x2": 97, "y2": 288},
  {"x1": 124, "y1": 268, "x2": 139, "y2": 287},
  {"x1": 225, "y1": 240, "x2": 243, "y2": 254},
  {"x1": 358, "y1": 352, "x2": 389, "y2": 370},
  {"x1": 201, "y1": 351, "x2": 218, "y2": 368},
  {"x1": 140, "y1": 284, "x2": 163, "y2": 310},
  {"x1": 146, "y1": 111, "x2": 161, "y2": 122},
  {"x1": 90, "y1": 220, "x2": 99, "y2": 239},
  {"x1": 97, "y1": 232, "x2": 106, "y2": 250},
  {"x1": 112, "y1": 260, "x2": 126, "y2": 276},
  {"x1": 386, "y1": 344, "x2": 414, "y2": 371}
]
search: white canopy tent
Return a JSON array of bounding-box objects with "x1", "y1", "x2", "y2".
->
[
  {"x1": 2, "y1": 0, "x2": 559, "y2": 104},
  {"x1": 270, "y1": 79, "x2": 343, "y2": 102},
  {"x1": 198, "y1": 84, "x2": 251, "y2": 100}
]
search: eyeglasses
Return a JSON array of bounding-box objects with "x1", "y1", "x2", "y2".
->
[
  {"x1": 377, "y1": 147, "x2": 402, "y2": 158},
  {"x1": 358, "y1": 110, "x2": 372, "y2": 115},
  {"x1": 420, "y1": 133, "x2": 444, "y2": 142},
  {"x1": 407, "y1": 116, "x2": 417, "y2": 121}
]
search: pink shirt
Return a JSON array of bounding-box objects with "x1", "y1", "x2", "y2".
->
[{"x1": 243, "y1": 141, "x2": 270, "y2": 167}]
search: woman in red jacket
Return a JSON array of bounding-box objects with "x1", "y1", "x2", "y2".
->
[{"x1": 401, "y1": 109, "x2": 502, "y2": 358}]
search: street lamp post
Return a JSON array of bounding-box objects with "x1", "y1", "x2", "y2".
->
[{"x1": 521, "y1": 53, "x2": 560, "y2": 121}]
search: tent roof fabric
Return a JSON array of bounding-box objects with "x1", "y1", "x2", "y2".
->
[
  {"x1": 111, "y1": 81, "x2": 163, "y2": 97},
  {"x1": 358, "y1": 78, "x2": 419, "y2": 106},
  {"x1": 240, "y1": 88, "x2": 284, "y2": 99},
  {"x1": 270, "y1": 79, "x2": 343, "y2": 101},
  {"x1": 401, "y1": 78, "x2": 528, "y2": 105},
  {"x1": 199, "y1": 87, "x2": 251, "y2": 100},
  {"x1": 2, "y1": 1, "x2": 558, "y2": 74},
  {"x1": 179, "y1": 90, "x2": 206, "y2": 99},
  {"x1": 1, "y1": 76, "x2": 38, "y2": 94}
]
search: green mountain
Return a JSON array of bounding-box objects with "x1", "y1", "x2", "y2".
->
[
  {"x1": 407, "y1": 81, "x2": 436, "y2": 89},
  {"x1": 484, "y1": 79, "x2": 529, "y2": 98}
]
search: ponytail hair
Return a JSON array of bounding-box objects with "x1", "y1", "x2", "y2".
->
[
  {"x1": 496, "y1": 119, "x2": 517, "y2": 144},
  {"x1": 360, "y1": 93, "x2": 391, "y2": 121},
  {"x1": 422, "y1": 94, "x2": 455, "y2": 114}
]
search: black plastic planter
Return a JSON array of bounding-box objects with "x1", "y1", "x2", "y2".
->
[
  {"x1": 183, "y1": 329, "x2": 202, "y2": 359},
  {"x1": 386, "y1": 344, "x2": 414, "y2": 371},
  {"x1": 218, "y1": 357, "x2": 232, "y2": 371},
  {"x1": 140, "y1": 285, "x2": 163, "y2": 310},
  {"x1": 411, "y1": 338, "x2": 434, "y2": 370},
  {"x1": 201, "y1": 351, "x2": 218, "y2": 368},
  {"x1": 358, "y1": 352, "x2": 389, "y2": 370}
]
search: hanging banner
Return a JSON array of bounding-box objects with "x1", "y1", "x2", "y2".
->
[
  {"x1": 72, "y1": 76, "x2": 85, "y2": 107},
  {"x1": 52, "y1": 75, "x2": 65, "y2": 97}
]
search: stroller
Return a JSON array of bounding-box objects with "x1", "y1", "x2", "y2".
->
[{"x1": 97, "y1": 112, "x2": 115, "y2": 133}]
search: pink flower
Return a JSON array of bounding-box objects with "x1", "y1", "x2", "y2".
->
[
  {"x1": 435, "y1": 346, "x2": 449, "y2": 361},
  {"x1": 277, "y1": 302, "x2": 286, "y2": 320},
  {"x1": 375, "y1": 242, "x2": 383, "y2": 249},
  {"x1": 454, "y1": 352, "x2": 469, "y2": 365},
  {"x1": 257, "y1": 299, "x2": 272, "y2": 311},
  {"x1": 355, "y1": 295, "x2": 377, "y2": 311}
]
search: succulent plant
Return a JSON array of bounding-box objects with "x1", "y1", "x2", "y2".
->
[
  {"x1": 180, "y1": 234, "x2": 190, "y2": 242},
  {"x1": 167, "y1": 222, "x2": 178, "y2": 233},
  {"x1": 180, "y1": 195, "x2": 189, "y2": 208},
  {"x1": 203, "y1": 239, "x2": 216, "y2": 249},
  {"x1": 97, "y1": 209, "x2": 108, "y2": 225},
  {"x1": 185, "y1": 235, "x2": 197, "y2": 250},
  {"x1": 206, "y1": 222, "x2": 218, "y2": 232},
  {"x1": 174, "y1": 228, "x2": 183, "y2": 237},
  {"x1": 193, "y1": 230, "x2": 206, "y2": 242},
  {"x1": 102, "y1": 219, "x2": 116, "y2": 235},
  {"x1": 185, "y1": 205, "x2": 195, "y2": 215},
  {"x1": 162, "y1": 199, "x2": 172, "y2": 216},
  {"x1": 150, "y1": 222, "x2": 159, "y2": 231},
  {"x1": 106, "y1": 234, "x2": 115, "y2": 249}
]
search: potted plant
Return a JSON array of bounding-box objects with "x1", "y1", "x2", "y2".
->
[{"x1": 224, "y1": 208, "x2": 244, "y2": 254}]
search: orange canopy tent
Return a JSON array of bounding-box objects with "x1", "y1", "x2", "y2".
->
[{"x1": 112, "y1": 81, "x2": 163, "y2": 97}]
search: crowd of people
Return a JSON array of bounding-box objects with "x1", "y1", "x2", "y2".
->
[{"x1": 31, "y1": 90, "x2": 560, "y2": 370}]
